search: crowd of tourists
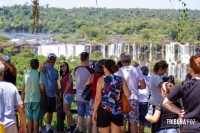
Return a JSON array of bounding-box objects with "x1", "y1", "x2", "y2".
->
[{"x1": 0, "y1": 51, "x2": 200, "y2": 133}]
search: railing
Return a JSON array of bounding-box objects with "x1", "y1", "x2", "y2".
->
[
  {"x1": 18, "y1": 90, "x2": 146, "y2": 133},
  {"x1": 18, "y1": 89, "x2": 77, "y2": 132}
]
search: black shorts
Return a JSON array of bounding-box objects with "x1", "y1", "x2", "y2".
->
[
  {"x1": 97, "y1": 106, "x2": 123, "y2": 127},
  {"x1": 46, "y1": 97, "x2": 56, "y2": 112},
  {"x1": 139, "y1": 102, "x2": 148, "y2": 122}
]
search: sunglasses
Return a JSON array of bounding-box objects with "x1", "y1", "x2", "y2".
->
[
  {"x1": 49, "y1": 57, "x2": 56, "y2": 60},
  {"x1": 60, "y1": 64, "x2": 66, "y2": 68}
]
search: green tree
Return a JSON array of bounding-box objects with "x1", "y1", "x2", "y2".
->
[
  {"x1": 3, "y1": 46, "x2": 18, "y2": 56},
  {"x1": 90, "y1": 51, "x2": 103, "y2": 60}
]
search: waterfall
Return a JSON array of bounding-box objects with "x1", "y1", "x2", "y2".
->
[
  {"x1": 66, "y1": 44, "x2": 75, "y2": 58},
  {"x1": 127, "y1": 44, "x2": 130, "y2": 53},
  {"x1": 36, "y1": 41, "x2": 197, "y2": 80},
  {"x1": 132, "y1": 44, "x2": 137, "y2": 60},
  {"x1": 74, "y1": 45, "x2": 85, "y2": 56},
  {"x1": 102, "y1": 44, "x2": 106, "y2": 58},
  {"x1": 180, "y1": 43, "x2": 190, "y2": 64},
  {"x1": 38, "y1": 44, "x2": 66, "y2": 57},
  {"x1": 38, "y1": 44, "x2": 106, "y2": 58},
  {"x1": 107, "y1": 44, "x2": 115, "y2": 57},
  {"x1": 165, "y1": 42, "x2": 175, "y2": 63},
  {"x1": 165, "y1": 42, "x2": 196, "y2": 80},
  {"x1": 182, "y1": 63, "x2": 188, "y2": 81},
  {"x1": 149, "y1": 43, "x2": 152, "y2": 62},
  {"x1": 107, "y1": 42, "x2": 129, "y2": 58},
  {"x1": 177, "y1": 64, "x2": 181, "y2": 80}
]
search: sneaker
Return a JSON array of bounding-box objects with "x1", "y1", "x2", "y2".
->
[
  {"x1": 71, "y1": 124, "x2": 78, "y2": 133},
  {"x1": 46, "y1": 129, "x2": 54, "y2": 133}
]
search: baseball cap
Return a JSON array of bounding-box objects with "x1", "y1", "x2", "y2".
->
[
  {"x1": 2, "y1": 56, "x2": 10, "y2": 62},
  {"x1": 48, "y1": 53, "x2": 56, "y2": 58}
]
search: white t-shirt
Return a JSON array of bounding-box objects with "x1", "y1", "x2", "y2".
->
[
  {"x1": 0, "y1": 81, "x2": 23, "y2": 128},
  {"x1": 115, "y1": 66, "x2": 144, "y2": 100},
  {"x1": 74, "y1": 66, "x2": 93, "y2": 101},
  {"x1": 138, "y1": 75, "x2": 151, "y2": 102},
  {"x1": 148, "y1": 74, "x2": 163, "y2": 105}
]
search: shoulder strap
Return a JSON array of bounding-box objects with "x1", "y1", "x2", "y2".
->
[
  {"x1": 38, "y1": 72, "x2": 40, "y2": 79},
  {"x1": 86, "y1": 66, "x2": 95, "y2": 74}
]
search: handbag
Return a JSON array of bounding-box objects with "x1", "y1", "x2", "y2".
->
[
  {"x1": 122, "y1": 93, "x2": 132, "y2": 114},
  {"x1": 81, "y1": 84, "x2": 92, "y2": 101}
]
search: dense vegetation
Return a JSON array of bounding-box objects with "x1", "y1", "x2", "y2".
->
[
  {"x1": 0, "y1": 46, "x2": 103, "y2": 89},
  {"x1": 1, "y1": 5, "x2": 198, "y2": 88},
  {"x1": 0, "y1": 5, "x2": 200, "y2": 45}
]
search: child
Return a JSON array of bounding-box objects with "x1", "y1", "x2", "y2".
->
[{"x1": 145, "y1": 82, "x2": 183, "y2": 133}]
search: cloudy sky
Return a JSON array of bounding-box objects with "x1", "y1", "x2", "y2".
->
[{"x1": 0, "y1": 0, "x2": 199, "y2": 10}]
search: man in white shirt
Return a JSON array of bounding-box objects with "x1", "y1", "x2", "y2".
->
[
  {"x1": 138, "y1": 66, "x2": 151, "y2": 133},
  {"x1": 115, "y1": 52, "x2": 146, "y2": 133},
  {"x1": 0, "y1": 62, "x2": 26, "y2": 133}
]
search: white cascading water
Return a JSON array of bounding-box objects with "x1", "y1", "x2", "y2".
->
[
  {"x1": 107, "y1": 43, "x2": 130, "y2": 58},
  {"x1": 37, "y1": 42, "x2": 196, "y2": 80},
  {"x1": 38, "y1": 43, "x2": 106, "y2": 58},
  {"x1": 132, "y1": 44, "x2": 137, "y2": 60},
  {"x1": 107, "y1": 44, "x2": 115, "y2": 57},
  {"x1": 165, "y1": 42, "x2": 195, "y2": 80},
  {"x1": 66, "y1": 44, "x2": 75, "y2": 58},
  {"x1": 38, "y1": 44, "x2": 85, "y2": 57},
  {"x1": 38, "y1": 44, "x2": 66, "y2": 57},
  {"x1": 102, "y1": 44, "x2": 106, "y2": 58},
  {"x1": 149, "y1": 43, "x2": 152, "y2": 62}
]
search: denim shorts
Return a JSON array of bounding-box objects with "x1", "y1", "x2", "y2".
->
[
  {"x1": 158, "y1": 128, "x2": 178, "y2": 133},
  {"x1": 63, "y1": 94, "x2": 74, "y2": 105},
  {"x1": 124, "y1": 99, "x2": 139, "y2": 124},
  {"x1": 76, "y1": 101, "x2": 91, "y2": 117},
  {"x1": 89, "y1": 99, "x2": 95, "y2": 114}
]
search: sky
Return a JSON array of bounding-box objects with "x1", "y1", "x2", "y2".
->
[{"x1": 0, "y1": 0, "x2": 199, "y2": 10}]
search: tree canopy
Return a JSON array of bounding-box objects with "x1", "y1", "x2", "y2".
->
[{"x1": 0, "y1": 5, "x2": 200, "y2": 44}]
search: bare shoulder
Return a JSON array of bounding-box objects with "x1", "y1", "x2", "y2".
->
[{"x1": 98, "y1": 76, "x2": 104, "y2": 83}]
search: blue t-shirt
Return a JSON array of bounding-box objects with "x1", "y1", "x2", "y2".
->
[
  {"x1": 100, "y1": 75, "x2": 123, "y2": 115},
  {"x1": 0, "y1": 81, "x2": 23, "y2": 128},
  {"x1": 43, "y1": 65, "x2": 58, "y2": 97}
]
